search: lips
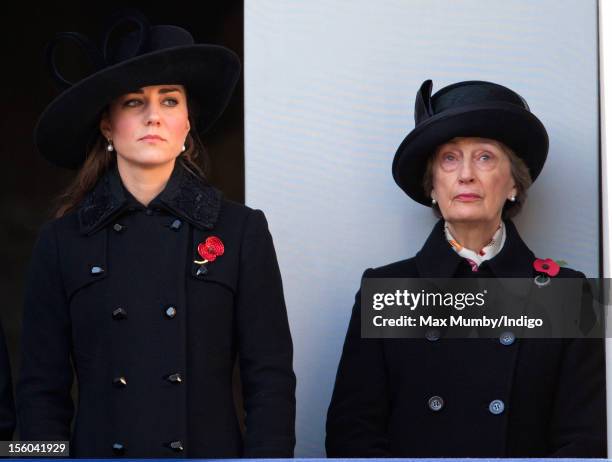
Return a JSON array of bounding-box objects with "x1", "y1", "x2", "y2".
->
[
  {"x1": 139, "y1": 135, "x2": 165, "y2": 141},
  {"x1": 454, "y1": 193, "x2": 481, "y2": 200}
]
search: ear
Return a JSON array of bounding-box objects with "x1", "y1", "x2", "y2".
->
[
  {"x1": 507, "y1": 185, "x2": 517, "y2": 201},
  {"x1": 99, "y1": 113, "x2": 112, "y2": 140}
]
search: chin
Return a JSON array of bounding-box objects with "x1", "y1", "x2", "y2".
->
[
  {"x1": 119, "y1": 149, "x2": 178, "y2": 168},
  {"x1": 443, "y1": 206, "x2": 489, "y2": 223}
]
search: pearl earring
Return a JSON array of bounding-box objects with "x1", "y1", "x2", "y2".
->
[
  {"x1": 431, "y1": 198, "x2": 437, "y2": 205},
  {"x1": 107, "y1": 139, "x2": 114, "y2": 152},
  {"x1": 182, "y1": 144, "x2": 186, "y2": 152},
  {"x1": 509, "y1": 196, "x2": 516, "y2": 202}
]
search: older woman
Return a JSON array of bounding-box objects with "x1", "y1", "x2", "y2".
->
[
  {"x1": 17, "y1": 11, "x2": 295, "y2": 458},
  {"x1": 326, "y1": 80, "x2": 606, "y2": 457}
]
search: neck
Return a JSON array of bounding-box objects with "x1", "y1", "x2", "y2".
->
[
  {"x1": 446, "y1": 218, "x2": 502, "y2": 252},
  {"x1": 116, "y1": 158, "x2": 176, "y2": 207}
]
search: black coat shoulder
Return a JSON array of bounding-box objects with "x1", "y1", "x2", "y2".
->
[{"x1": 363, "y1": 257, "x2": 419, "y2": 278}]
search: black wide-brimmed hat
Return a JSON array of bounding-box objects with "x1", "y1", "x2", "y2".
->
[
  {"x1": 392, "y1": 79, "x2": 549, "y2": 206},
  {"x1": 34, "y1": 9, "x2": 241, "y2": 169}
]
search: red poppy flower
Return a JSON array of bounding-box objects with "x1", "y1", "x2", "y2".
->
[
  {"x1": 198, "y1": 236, "x2": 225, "y2": 262},
  {"x1": 533, "y1": 258, "x2": 560, "y2": 277}
]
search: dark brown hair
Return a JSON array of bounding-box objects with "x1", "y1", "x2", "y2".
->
[
  {"x1": 54, "y1": 94, "x2": 208, "y2": 218},
  {"x1": 422, "y1": 139, "x2": 532, "y2": 220}
]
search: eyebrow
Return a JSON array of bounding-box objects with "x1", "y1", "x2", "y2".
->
[
  {"x1": 442, "y1": 142, "x2": 498, "y2": 150},
  {"x1": 128, "y1": 87, "x2": 183, "y2": 95}
]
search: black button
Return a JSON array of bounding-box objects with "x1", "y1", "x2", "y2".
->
[
  {"x1": 425, "y1": 329, "x2": 441, "y2": 341},
  {"x1": 168, "y1": 440, "x2": 183, "y2": 452},
  {"x1": 113, "y1": 223, "x2": 125, "y2": 233},
  {"x1": 112, "y1": 308, "x2": 127, "y2": 320},
  {"x1": 170, "y1": 219, "x2": 182, "y2": 231},
  {"x1": 113, "y1": 376, "x2": 127, "y2": 388},
  {"x1": 90, "y1": 265, "x2": 104, "y2": 275},
  {"x1": 165, "y1": 306, "x2": 177, "y2": 319},
  {"x1": 489, "y1": 399, "x2": 505, "y2": 415},
  {"x1": 195, "y1": 265, "x2": 208, "y2": 278},
  {"x1": 499, "y1": 331, "x2": 515, "y2": 346},
  {"x1": 112, "y1": 443, "x2": 125, "y2": 455},
  {"x1": 166, "y1": 373, "x2": 183, "y2": 384},
  {"x1": 145, "y1": 209, "x2": 153, "y2": 216},
  {"x1": 428, "y1": 395, "x2": 444, "y2": 412}
]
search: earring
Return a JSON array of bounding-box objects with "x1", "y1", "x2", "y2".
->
[
  {"x1": 107, "y1": 139, "x2": 114, "y2": 152},
  {"x1": 509, "y1": 196, "x2": 516, "y2": 202},
  {"x1": 182, "y1": 144, "x2": 186, "y2": 152},
  {"x1": 431, "y1": 198, "x2": 437, "y2": 205}
]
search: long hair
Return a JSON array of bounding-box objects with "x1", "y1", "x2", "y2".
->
[{"x1": 54, "y1": 98, "x2": 209, "y2": 218}]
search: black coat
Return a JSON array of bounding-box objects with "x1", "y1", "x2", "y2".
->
[
  {"x1": 326, "y1": 219, "x2": 606, "y2": 458},
  {"x1": 0, "y1": 320, "x2": 15, "y2": 440},
  {"x1": 17, "y1": 161, "x2": 296, "y2": 458}
]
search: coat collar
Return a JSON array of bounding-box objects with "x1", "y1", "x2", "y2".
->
[
  {"x1": 78, "y1": 160, "x2": 222, "y2": 235},
  {"x1": 416, "y1": 218, "x2": 536, "y2": 278}
]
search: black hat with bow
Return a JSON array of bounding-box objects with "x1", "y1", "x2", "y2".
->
[
  {"x1": 392, "y1": 79, "x2": 549, "y2": 206},
  {"x1": 34, "y1": 9, "x2": 241, "y2": 169}
]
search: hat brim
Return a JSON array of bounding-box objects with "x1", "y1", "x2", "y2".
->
[
  {"x1": 392, "y1": 103, "x2": 549, "y2": 206},
  {"x1": 34, "y1": 44, "x2": 241, "y2": 169}
]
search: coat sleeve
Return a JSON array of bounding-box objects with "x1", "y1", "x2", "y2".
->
[
  {"x1": 0, "y1": 320, "x2": 15, "y2": 440},
  {"x1": 235, "y1": 209, "x2": 296, "y2": 457},
  {"x1": 326, "y1": 269, "x2": 391, "y2": 457},
  {"x1": 17, "y1": 222, "x2": 74, "y2": 440},
  {"x1": 547, "y1": 275, "x2": 607, "y2": 457}
]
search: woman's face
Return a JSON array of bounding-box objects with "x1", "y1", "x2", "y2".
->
[
  {"x1": 431, "y1": 137, "x2": 517, "y2": 225},
  {"x1": 99, "y1": 84, "x2": 190, "y2": 168}
]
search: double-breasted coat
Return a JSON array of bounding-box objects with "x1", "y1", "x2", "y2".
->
[
  {"x1": 326, "y1": 219, "x2": 606, "y2": 458},
  {"x1": 17, "y1": 161, "x2": 296, "y2": 458},
  {"x1": 0, "y1": 320, "x2": 15, "y2": 440}
]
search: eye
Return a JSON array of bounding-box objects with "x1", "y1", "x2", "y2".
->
[
  {"x1": 478, "y1": 152, "x2": 492, "y2": 161},
  {"x1": 442, "y1": 153, "x2": 457, "y2": 162},
  {"x1": 123, "y1": 98, "x2": 142, "y2": 107},
  {"x1": 163, "y1": 98, "x2": 179, "y2": 107}
]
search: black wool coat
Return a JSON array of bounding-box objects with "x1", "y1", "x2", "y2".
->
[
  {"x1": 17, "y1": 161, "x2": 296, "y2": 458},
  {"x1": 326, "y1": 219, "x2": 606, "y2": 458},
  {"x1": 0, "y1": 320, "x2": 15, "y2": 440}
]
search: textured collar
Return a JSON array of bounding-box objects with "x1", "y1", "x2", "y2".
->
[
  {"x1": 78, "y1": 160, "x2": 222, "y2": 235},
  {"x1": 416, "y1": 218, "x2": 536, "y2": 278}
]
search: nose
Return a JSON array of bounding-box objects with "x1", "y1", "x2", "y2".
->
[
  {"x1": 457, "y1": 157, "x2": 475, "y2": 184},
  {"x1": 144, "y1": 103, "x2": 161, "y2": 126}
]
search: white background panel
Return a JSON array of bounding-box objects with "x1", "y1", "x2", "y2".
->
[{"x1": 244, "y1": 1, "x2": 599, "y2": 456}]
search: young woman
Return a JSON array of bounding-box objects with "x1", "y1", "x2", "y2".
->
[{"x1": 18, "y1": 11, "x2": 295, "y2": 458}]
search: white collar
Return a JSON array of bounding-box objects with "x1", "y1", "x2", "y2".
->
[{"x1": 444, "y1": 221, "x2": 506, "y2": 272}]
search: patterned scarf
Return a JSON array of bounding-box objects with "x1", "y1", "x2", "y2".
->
[{"x1": 444, "y1": 221, "x2": 506, "y2": 272}]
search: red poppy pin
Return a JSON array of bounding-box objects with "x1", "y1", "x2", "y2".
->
[
  {"x1": 194, "y1": 236, "x2": 224, "y2": 276},
  {"x1": 533, "y1": 258, "x2": 564, "y2": 287},
  {"x1": 533, "y1": 258, "x2": 560, "y2": 277}
]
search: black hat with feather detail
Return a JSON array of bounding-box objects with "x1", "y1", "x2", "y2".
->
[
  {"x1": 34, "y1": 8, "x2": 241, "y2": 169},
  {"x1": 392, "y1": 79, "x2": 549, "y2": 206}
]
